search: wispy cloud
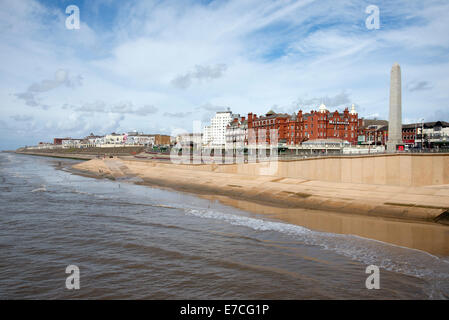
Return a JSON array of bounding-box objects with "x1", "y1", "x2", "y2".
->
[
  {"x1": 171, "y1": 64, "x2": 227, "y2": 89},
  {"x1": 15, "y1": 69, "x2": 82, "y2": 109},
  {"x1": 163, "y1": 111, "x2": 193, "y2": 118},
  {"x1": 295, "y1": 91, "x2": 352, "y2": 109},
  {"x1": 64, "y1": 101, "x2": 158, "y2": 115},
  {"x1": 407, "y1": 80, "x2": 432, "y2": 92},
  {"x1": 10, "y1": 115, "x2": 33, "y2": 121},
  {"x1": 195, "y1": 103, "x2": 231, "y2": 123}
]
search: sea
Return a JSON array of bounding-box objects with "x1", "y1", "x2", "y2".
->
[{"x1": 0, "y1": 152, "x2": 448, "y2": 299}]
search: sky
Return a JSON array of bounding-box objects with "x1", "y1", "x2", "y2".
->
[{"x1": 0, "y1": 0, "x2": 448, "y2": 150}]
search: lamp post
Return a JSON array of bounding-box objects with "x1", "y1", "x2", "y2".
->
[
  {"x1": 421, "y1": 118, "x2": 424, "y2": 151},
  {"x1": 372, "y1": 128, "x2": 377, "y2": 151},
  {"x1": 414, "y1": 122, "x2": 417, "y2": 149}
]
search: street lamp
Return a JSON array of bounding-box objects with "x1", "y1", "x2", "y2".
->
[
  {"x1": 421, "y1": 118, "x2": 424, "y2": 151},
  {"x1": 414, "y1": 122, "x2": 417, "y2": 149}
]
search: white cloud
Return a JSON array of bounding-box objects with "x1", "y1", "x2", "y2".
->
[
  {"x1": 10, "y1": 114, "x2": 34, "y2": 121},
  {"x1": 171, "y1": 64, "x2": 228, "y2": 89},
  {"x1": 407, "y1": 80, "x2": 432, "y2": 92},
  {"x1": 15, "y1": 69, "x2": 82, "y2": 108}
]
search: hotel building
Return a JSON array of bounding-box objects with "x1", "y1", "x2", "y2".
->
[{"x1": 244, "y1": 104, "x2": 361, "y2": 146}]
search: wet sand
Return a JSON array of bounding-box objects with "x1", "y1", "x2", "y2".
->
[{"x1": 209, "y1": 196, "x2": 449, "y2": 256}]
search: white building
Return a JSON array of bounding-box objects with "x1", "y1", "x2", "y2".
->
[
  {"x1": 416, "y1": 121, "x2": 449, "y2": 147},
  {"x1": 85, "y1": 134, "x2": 104, "y2": 147},
  {"x1": 225, "y1": 117, "x2": 247, "y2": 148},
  {"x1": 203, "y1": 110, "x2": 236, "y2": 146},
  {"x1": 126, "y1": 132, "x2": 155, "y2": 146},
  {"x1": 176, "y1": 133, "x2": 203, "y2": 147},
  {"x1": 27, "y1": 142, "x2": 62, "y2": 150},
  {"x1": 92, "y1": 136, "x2": 105, "y2": 147},
  {"x1": 105, "y1": 133, "x2": 127, "y2": 145},
  {"x1": 62, "y1": 138, "x2": 82, "y2": 148}
]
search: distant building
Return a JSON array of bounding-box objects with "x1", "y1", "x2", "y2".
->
[
  {"x1": 85, "y1": 133, "x2": 104, "y2": 147},
  {"x1": 358, "y1": 120, "x2": 449, "y2": 148},
  {"x1": 299, "y1": 104, "x2": 360, "y2": 144},
  {"x1": 247, "y1": 110, "x2": 291, "y2": 146},
  {"x1": 176, "y1": 133, "x2": 203, "y2": 148},
  {"x1": 358, "y1": 119, "x2": 389, "y2": 145},
  {"x1": 126, "y1": 132, "x2": 155, "y2": 146},
  {"x1": 61, "y1": 138, "x2": 82, "y2": 148},
  {"x1": 247, "y1": 104, "x2": 361, "y2": 146},
  {"x1": 225, "y1": 116, "x2": 247, "y2": 148},
  {"x1": 105, "y1": 133, "x2": 126, "y2": 145},
  {"x1": 415, "y1": 121, "x2": 449, "y2": 148},
  {"x1": 153, "y1": 134, "x2": 171, "y2": 146},
  {"x1": 50, "y1": 132, "x2": 172, "y2": 149},
  {"x1": 203, "y1": 110, "x2": 236, "y2": 146}
]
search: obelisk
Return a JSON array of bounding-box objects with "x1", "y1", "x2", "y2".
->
[{"x1": 386, "y1": 63, "x2": 402, "y2": 153}]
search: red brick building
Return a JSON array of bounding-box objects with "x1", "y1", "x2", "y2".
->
[
  {"x1": 247, "y1": 110, "x2": 290, "y2": 144},
  {"x1": 247, "y1": 104, "x2": 361, "y2": 145},
  {"x1": 357, "y1": 119, "x2": 389, "y2": 145},
  {"x1": 358, "y1": 121, "x2": 425, "y2": 146}
]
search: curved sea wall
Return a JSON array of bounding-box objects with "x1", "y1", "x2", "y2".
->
[
  {"x1": 72, "y1": 155, "x2": 449, "y2": 224},
  {"x1": 213, "y1": 153, "x2": 449, "y2": 187}
]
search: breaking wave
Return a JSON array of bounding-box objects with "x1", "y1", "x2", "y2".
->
[
  {"x1": 185, "y1": 208, "x2": 449, "y2": 284},
  {"x1": 31, "y1": 185, "x2": 47, "y2": 193}
]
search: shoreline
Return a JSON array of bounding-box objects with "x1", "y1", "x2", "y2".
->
[
  {"x1": 67, "y1": 158, "x2": 449, "y2": 256},
  {"x1": 14, "y1": 151, "x2": 95, "y2": 161},
  {"x1": 209, "y1": 195, "x2": 449, "y2": 256},
  {"x1": 71, "y1": 158, "x2": 449, "y2": 223},
  {"x1": 13, "y1": 146, "x2": 147, "y2": 161}
]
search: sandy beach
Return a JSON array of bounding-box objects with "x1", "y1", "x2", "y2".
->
[
  {"x1": 72, "y1": 157, "x2": 449, "y2": 218},
  {"x1": 68, "y1": 156, "x2": 449, "y2": 255}
]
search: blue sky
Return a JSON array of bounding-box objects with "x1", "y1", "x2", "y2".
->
[{"x1": 0, "y1": 0, "x2": 448, "y2": 150}]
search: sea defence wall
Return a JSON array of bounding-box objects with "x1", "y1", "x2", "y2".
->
[
  {"x1": 73, "y1": 156, "x2": 449, "y2": 224},
  {"x1": 235, "y1": 153, "x2": 449, "y2": 186},
  {"x1": 160, "y1": 153, "x2": 449, "y2": 187}
]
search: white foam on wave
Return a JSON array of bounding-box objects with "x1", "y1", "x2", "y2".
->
[
  {"x1": 185, "y1": 208, "x2": 449, "y2": 284},
  {"x1": 31, "y1": 185, "x2": 47, "y2": 193},
  {"x1": 71, "y1": 189, "x2": 90, "y2": 195}
]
